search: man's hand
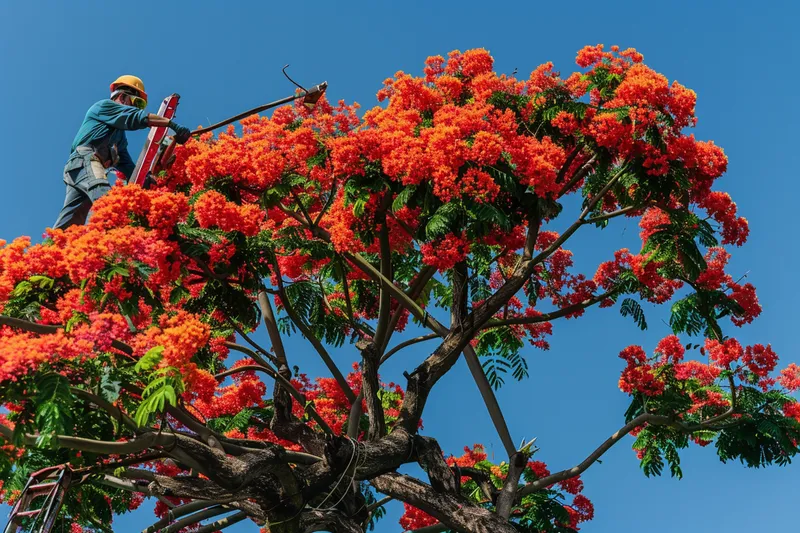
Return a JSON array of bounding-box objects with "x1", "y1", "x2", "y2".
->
[{"x1": 170, "y1": 122, "x2": 192, "y2": 144}]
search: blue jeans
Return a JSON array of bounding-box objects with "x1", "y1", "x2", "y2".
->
[{"x1": 53, "y1": 147, "x2": 113, "y2": 230}]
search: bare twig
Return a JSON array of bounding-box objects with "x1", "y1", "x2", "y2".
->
[
  {"x1": 582, "y1": 205, "x2": 639, "y2": 225},
  {"x1": 557, "y1": 154, "x2": 597, "y2": 198},
  {"x1": 518, "y1": 409, "x2": 736, "y2": 498},
  {"x1": 380, "y1": 334, "x2": 438, "y2": 365}
]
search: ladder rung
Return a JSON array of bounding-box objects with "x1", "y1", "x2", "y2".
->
[
  {"x1": 27, "y1": 482, "x2": 57, "y2": 492},
  {"x1": 15, "y1": 509, "x2": 43, "y2": 518}
]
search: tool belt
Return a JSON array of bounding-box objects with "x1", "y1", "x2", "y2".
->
[{"x1": 77, "y1": 137, "x2": 120, "y2": 169}]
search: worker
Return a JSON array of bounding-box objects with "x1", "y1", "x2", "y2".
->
[{"x1": 53, "y1": 75, "x2": 192, "y2": 230}]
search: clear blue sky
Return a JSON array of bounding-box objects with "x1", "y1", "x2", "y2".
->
[{"x1": 1, "y1": 1, "x2": 798, "y2": 532}]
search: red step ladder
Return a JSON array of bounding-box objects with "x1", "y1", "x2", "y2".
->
[
  {"x1": 130, "y1": 93, "x2": 181, "y2": 187},
  {"x1": 4, "y1": 466, "x2": 72, "y2": 533}
]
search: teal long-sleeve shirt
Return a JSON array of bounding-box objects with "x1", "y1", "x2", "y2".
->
[{"x1": 70, "y1": 99, "x2": 150, "y2": 179}]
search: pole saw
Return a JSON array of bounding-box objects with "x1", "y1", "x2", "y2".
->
[{"x1": 130, "y1": 67, "x2": 327, "y2": 187}]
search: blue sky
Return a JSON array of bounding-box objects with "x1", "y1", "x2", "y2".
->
[{"x1": 1, "y1": 1, "x2": 798, "y2": 532}]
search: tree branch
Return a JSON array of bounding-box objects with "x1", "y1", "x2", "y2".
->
[
  {"x1": 405, "y1": 525, "x2": 447, "y2": 533},
  {"x1": 258, "y1": 288, "x2": 288, "y2": 364},
  {"x1": 194, "y1": 511, "x2": 248, "y2": 533},
  {"x1": 555, "y1": 145, "x2": 584, "y2": 184},
  {"x1": 0, "y1": 424, "x2": 174, "y2": 455},
  {"x1": 373, "y1": 199, "x2": 394, "y2": 352},
  {"x1": 496, "y1": 452, "x2": 527, "y2": 519},
  {"x1": 359, "y1": 341, "x2": 386, "y2": 440},
  {"x1": 97, "y1": 475, "x2": 154, "y2": 496},
  {"x1": 270, "y1": 259, "x2": 356, "y2": 404},
  {"x1": 71, "y1": 387, "x2": 139, "y2": 432},
  {"x1": 0, "y1": 315, "x2": 134, "y2": 357},
  {"x1": 557, "y1": 154, "x2": 597, "y2": 198},
  {"x1": 380, "y1": 334, "x2": 438, "y2": 365},
  {"x1": 518, "y1": 409, "x2": 736, "y2": 498},
  {"x1": 484, "y1": 287, "x2": 620, "y2": 329},
  {"x1": 373, "y1": 473, "x2": 518, "y2": 533},
  {"x1": 143, "y1": 500, "x2": 219, "y2": 533},
  {"x1": 161, "y1": 506, "x2": 233, "y2": 533},
  {"x1": 216, "y1": 348, "x2": 334, "y2": 435},
  {"x1": 380, "y1": 266, "x2": 436, "y2": 355},
  {"x1": 582, "y1": 205, "x2": 639, "y2": 225},
  {"x1": 229, "y1": 323, "x2": 280, "y2": 367}
]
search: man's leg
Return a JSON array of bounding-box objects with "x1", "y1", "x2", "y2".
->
[
  {"x1": 53, "y1": 155, "x2": 110, "y2": 230},
  {"x1": 53, "y1": 183, "x2": 91, "y2": 230}
]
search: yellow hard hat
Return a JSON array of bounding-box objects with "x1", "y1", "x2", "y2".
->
[{"x1": 110, "y1": 75, "x2": 148, "y2": 101}]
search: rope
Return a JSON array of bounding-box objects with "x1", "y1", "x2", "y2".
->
[{"x1": 309, "y1": 437, "x2": 358, "y2": 511}]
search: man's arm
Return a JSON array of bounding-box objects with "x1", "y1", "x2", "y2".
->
[
  {"x1": 146, "y1": 115, "x2": 173, "y2": 128},
  {"x1": 93, "y1": 100, "x2": 150, "y2": 130},
  {"x1": 147, "y1": 115, "x2": 192, "y2": 144},
  {"x1": 92, "y1": 101, "x2": 190, "y2": 143}
]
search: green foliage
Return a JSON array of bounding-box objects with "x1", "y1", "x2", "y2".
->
[
  {"x1": 619, "y1": 298, "x2": 648, "y2": 330},
  {"x1": 361, "y1": 482, "x2": 387, "y2": 531},
  {"x1": 641, "y1": 209, "x2": 718, "y2": 282},
  {"x1": 716, "y1": 414, "x2": 800, "y2": 468},
  {"x1": 425, "y1": 202, "x2": 462, "y2": 239},
  {"x1": 33, "y1": 373, "x2": 75, "y2": 449},
  {"x1": 61, "y1": 483, "x2": 116, "y2": 533},
  {"x1": 135, "y1": 346, "x2": 164, "y2": 373},
  {"x1": 632, "y1": 426, "x2": 687, "y2": 479},
  {"x1": 134, "y1": 359, "x2": 185, "y2": 427},
  {"x1": 516, "y1": 488, "x2": 578, "y2": 532},
  {"x1": 669, "y1": 290, "x2": 744, "y2": 339},
  {"x1": 4, "y1": 275, "x2": 59, "y2": 321},
  {"x1": 207, "y1": 408, "x2": 254, "y2": 434},
  {"x1": 476, "y1": 326, "x2": 527, "y2": 389},
  {"x1": 392, "y1": 185, "x2": 417, "y2": 212}
]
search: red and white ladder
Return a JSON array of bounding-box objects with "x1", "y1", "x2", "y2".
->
[
  {"x1": 130, "y1": 93, "x2": 181, "y2": 187},
  {"x1": 4, "y1": 465, "x2": 73, "y2": 533}
]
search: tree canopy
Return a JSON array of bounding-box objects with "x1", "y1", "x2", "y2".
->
[{"x1": 0, "y1": 45, "x2": 798, "y2": 533}]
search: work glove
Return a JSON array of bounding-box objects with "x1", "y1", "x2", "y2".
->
[
  {"x1": 143, "y1": 173, "x2": 157, "y2": 190},
  {"x1": 170, "y1": 121, "x2": 192, "y2": 144}
]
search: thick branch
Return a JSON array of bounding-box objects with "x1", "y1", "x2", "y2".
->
[
  {"x1": 405, "y1": 525, "x2": 448, "y2": 533},
  {"x1": 98, "y1": 475, "x2": 154, "y2": 496},
  {"x1": 0, "y1": 315, "x2": 134, "y2": 356},
  {"x1": 496, "y1": 452, "x2": 527, "y2": 519},
  {"x1": 299, "y1": 510, "x2": 363, "y2": 533},
  {"x1": 161, "y1": 506, "x2": 233, "y2": 533},
  {"x1": 373, "y1": 473, "x2": 518, "y2": 533},
  {"x1": 195, "y1": 511, "x2": 248, "y2": 533},
  {"x1": 373, "y1": 202, "x2": 394, "y2": 351},
  {"x1": 0, "y1": 423, "x2": 174, "y2": 455},
  {"x1": 143, "y1": 500, "x2": 218, "y2": 533},
  {"x1": 415, "y1": 436, "x2": 457, "y2": 494},
  {"x1": 359, "y1": 341, "x2": 386, "y2": 440},
  {"x1": 258, "y1": 289, "x2": 288, "y2": 364}
]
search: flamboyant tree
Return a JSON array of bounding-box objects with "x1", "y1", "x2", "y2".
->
[{"x1": 0, "y1": 45, "x2": 798, "y2": 533}]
